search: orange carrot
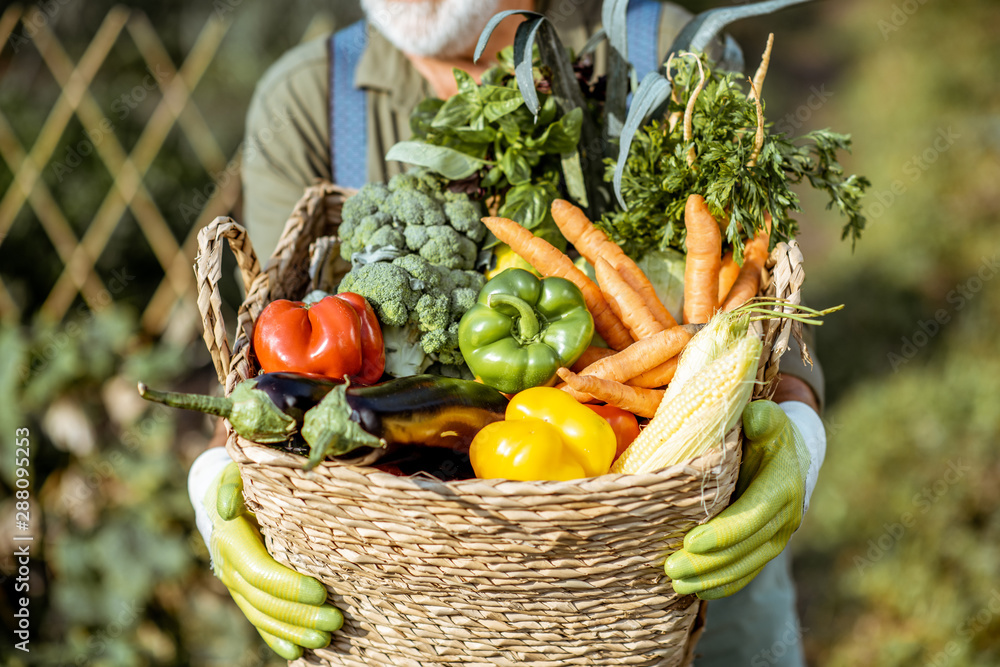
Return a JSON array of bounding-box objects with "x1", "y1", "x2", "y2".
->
[
  {"x1": 481, "y1": 216, "x2": 633, "y2": 350},
  {"x1": 682, "y1": 194, "x2": 722, "y2": 325},
  {"x1": 627, "y1": 356, "x2": 678, "y2": 389},
  {"x1": 559, "y1": 324, "x2": 697, "y2": 401},
  {"x1": 581, "y1": 324, "x2": 696, "y2": 381},
  {"x1": 594, "y1": 257, "x2": 665, "y2": 340},
  {"x1": 616, "y1": 264, "x2": 678, "y2": 329},
  {"x1": 549, "y1": 199, "x2": 610, "y2": 265},
  {"x1": 570, "y1": 346, "x2": 616, "y2": 373},
  {"x1": 721, "y1": 232, "x2": 769, "y2": 312},
  {"x1": 551, "y1": 199, "x2": 677, "y2": 329},
  {"x1": 557, "y1": 368, "x2": 664, "y2": 418},
  {"x1": 717, "y1": 250, "x2": 740, "y2": 307}
]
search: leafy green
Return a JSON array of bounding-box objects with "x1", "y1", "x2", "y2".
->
[
  {"x1": 602, "y1": 56, "x2": 870, "y2": 261},
  {"x1": 385, "y1": 141, "x2": 490, "y2": 180},
  {"x1": 393, "y1": 44, "x2": 591, "y2": 242}
]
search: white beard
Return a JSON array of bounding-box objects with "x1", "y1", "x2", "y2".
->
[{"x1": 361, "y1": 0, "x2": 502, "y2": 58}]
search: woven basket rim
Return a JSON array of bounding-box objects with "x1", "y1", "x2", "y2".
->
[{"x1": 226, "y1": 424, "x2": 741, "y2": 496}]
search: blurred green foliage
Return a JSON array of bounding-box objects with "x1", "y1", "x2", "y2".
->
[
  {"x1": 756, "y1": 0, "x2": 1000, "y2": 664},
  {"x1": 0, "y1": 2, "x2": 368, "y2": 665},
  {"x1": 0, "y1": 306, "x2": 284, "y2": 666}
]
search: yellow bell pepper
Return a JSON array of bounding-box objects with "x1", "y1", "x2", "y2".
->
[
  {"x1": 485, "y1": 243, "x2": 540, "y2": 280},
  {"x1": 469, "y1": 387, "x2": 616, "y2": 481}
]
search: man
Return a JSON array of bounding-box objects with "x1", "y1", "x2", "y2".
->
[{"x1": 187, "y1": 1, "x2": 828, "y2": 664}]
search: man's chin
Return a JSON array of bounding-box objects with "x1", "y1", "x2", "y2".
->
[{"x1": 362, "y1": 0, "x2": 501, "y2": 58}]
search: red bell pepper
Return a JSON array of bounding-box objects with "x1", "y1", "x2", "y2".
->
[{"x1": 252, "y1": 293, "x2": 385, "y2": 384}]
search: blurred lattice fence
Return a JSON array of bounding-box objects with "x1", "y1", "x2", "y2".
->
[{"x1": 0, "y1": 2, "x2": 341, "y2": 340}]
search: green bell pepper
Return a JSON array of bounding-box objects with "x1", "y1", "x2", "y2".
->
[{"x1": 458, "y1": 268, "x2": 595, "y2": 394}]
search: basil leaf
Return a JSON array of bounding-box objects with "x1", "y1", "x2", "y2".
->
[
  {"x1": 432, "y1": 93, "x2": 478, "y2": 129},
  {"x1": 451, "y1": 126, "x2": 497, "y2": 145},
  {"x1": 501, "y1": 149, "x2": 532, "y2": 185},
  {"x1": 536, "y1": 94, "x2": 558, "y2": 127},
  {"x1": 484, "y1": 97, "x2": 525, "y2": 123},
  {"x1": 561, "y1": 151, "x2": 589, "y2": 208},
  {"x1": 410, "y1": 98, "x2": 444, "y2": 138},
  {"x1": 498, "y1": 182, "x2": 555, "y2": 231},
  {"x1": 499, "y1": 182, "x2": 566, "y2": 250},
  {"x1": 385, "y1": 141, "x2": 490, "y2": 180},
  {"x1": 479, "y1": 85, "x2": 523, "y2": 103},
  {"x1": 453, "y1": 68, "x2": 478, "y2": 96},
  {"x1": 481, "y1": 165, "x2": 505, "y2": 188},
  {"x1": 495, "y1": 114, "x2": 521, "y2": 142},
  {"x1": 540, "y1": 107, "x2": 583, "y2": 154}
]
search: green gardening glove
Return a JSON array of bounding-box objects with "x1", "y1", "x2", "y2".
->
[
  {"x1": 663, "y1": 400, "x2": 812, "y2": 600},
  {"x1": 190, "y1": 450, "x2": 343, "y2": 660}
]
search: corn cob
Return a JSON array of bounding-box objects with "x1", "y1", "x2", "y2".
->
[
  {"x1": 610, "y1": 332, "x2": 761, "y2": 474},
  {"x1": 663, "y1": 311, "x2": 749, "y2": 404}
]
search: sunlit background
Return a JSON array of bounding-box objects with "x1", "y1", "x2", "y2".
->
[{"x1": 1, "y1": 1, "x2": 998, "y2": 665}]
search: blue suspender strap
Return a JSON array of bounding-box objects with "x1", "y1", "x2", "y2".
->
[
  {"x1": 626, "y1": 0, "x2": 664, "y2": 81},
  {"x1": 329, "y1": 21, "x2": 369, "y2": 189}
]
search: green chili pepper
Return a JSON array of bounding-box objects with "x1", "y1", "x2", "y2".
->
[{"x1": 458, "y1": 268, "x2": 594, "y2": 394}]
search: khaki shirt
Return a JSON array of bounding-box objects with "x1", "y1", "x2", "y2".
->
[{"x1": 240, "y1": 1, "x2": 824, "y2": 407}]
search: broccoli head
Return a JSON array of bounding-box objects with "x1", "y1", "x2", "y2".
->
[
  {"x1": 339, "y1": 210, "x2": 392, "y2": 258},
  {"x1": 338, "y1": 256, "x2": 483, "y2": 377},
  {"x1": 391, "y1": 254, "x2": 442, "y2": 291},
  {"x1": 383, "y1": 188, "x2": 447, "y2": 227},
  {"x1": 338, "y1": 171, "x2": 488, "y2": 264},
  {"x1": 387, "y1": 170, "x2": 440, "y2": 196},
  {"x1": 337, "y1": 262, "x2": 416, "y2": 328},
  {"x1": 418, "y1": 226, "x2": 477, "y2": 270},
  {"x1": 442, "y1": 191, "x2": 486, "y2": 243},
  {"x1": 341, "y1": 182, "x2": 389, "y2": 220}
]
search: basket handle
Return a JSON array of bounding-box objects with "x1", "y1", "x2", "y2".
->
[
  {"x1": 195, "y1": 217, "x2": 268, "y2": 388},
  {"x1": 753, "y1": 240, "x2": 806, "y2": 400}
]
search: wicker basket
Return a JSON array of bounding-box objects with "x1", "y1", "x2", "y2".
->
[{"x1": 194, "y1": 181, "x2": 806, "y2": 667}]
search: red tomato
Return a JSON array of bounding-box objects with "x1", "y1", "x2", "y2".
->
[{"x1": 586, "y1": 404, "x2": 640, "y2": 460}]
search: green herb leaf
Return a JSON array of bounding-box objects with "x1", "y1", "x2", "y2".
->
[
  {"x1": 667, "y1": 0, "x2": 812, "y2": 60},
  {"x1": 385, "y1": 141, "x2": 490, "y2": 180},
  {"x1": 498, "y1": 181, "x2": 566, "y2": 250},
  {"x1": 602, "y1": 0, "x2": 630, "y2": 147},
  {"x1": 410, "y1": 98, "x2": 444, "y2": 138},
  {"x1": 454, "y1": 68, "x2": 478, "y2": 96},
  {"x1": 501, "y1": 148, "x2": 533, "y2": 185},
  {"x1": 539, "y1": 107, "x2": 583, "y2": 154},
  {"x1": 513, "y1": 16, "x2": 547, "y2": 117},
  {"x1": 601, "y1": 55, "x2": 868, "y2": 260},
  {"x1": 451, "y1": 126, "x2": 497, "y2": 146},
  {"x1": 481, "y1": 86, "x2": 525, "y2": 122},
  {"x1": 433, "y1": 93, "x2": 479, "y2": 129}
]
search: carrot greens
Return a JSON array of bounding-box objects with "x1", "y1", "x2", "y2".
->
[{"x1": 601, "y1": 55, "x2": 870, "y2": 261}]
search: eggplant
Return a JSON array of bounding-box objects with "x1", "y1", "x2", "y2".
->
[
  {"x1": 138, "y1": 373, "x2": 508, "y2": 470},
  {"x1": 301, "y1": 374, "x2": 509, "y2": 469}
]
